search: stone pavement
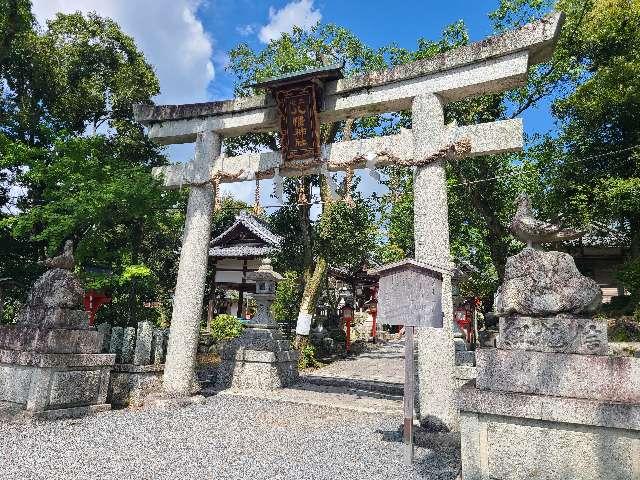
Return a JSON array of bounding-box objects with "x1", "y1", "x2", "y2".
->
[{"x1": 303, "y1": 339, "x2": 405, "y2": 384}]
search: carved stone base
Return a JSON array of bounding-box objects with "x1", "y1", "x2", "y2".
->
[
  {"x1": 498, "y1": 316, "x2": 608, "y2": 355},
  {"x1": 215, "y1": 325, "x2": 299, "y2": 390},
  {"x1": 459, "y1": 381, "x2": 640, "y2": 480},
  {"x1": 476, "y1": 348, "x2": 640, "y2": 403},
  {"x1": 0, "y1": 349, "x2": 115, "y2": 419}
]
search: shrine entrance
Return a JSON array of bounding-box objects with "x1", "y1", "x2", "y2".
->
[{"x1": 133, "y1": 13, "x2": 563, "y2": 431}]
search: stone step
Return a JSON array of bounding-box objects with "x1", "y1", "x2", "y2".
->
[
  {"x1": 302, "y1": 375, "x2": 404, "y2": 396},
  {"x1": 217, "y1": 383, "x2": 403, "y2": 415}
]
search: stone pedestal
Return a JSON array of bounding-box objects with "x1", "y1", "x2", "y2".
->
[
  {"x1": 215, "y1": 324, "x2": 299, "y2": 390},
  {"x1": 460, "y1": 319, "x2": 640, "y2": 479},
  {"x1": 0, "y1": 309, "x2": 115, "y2": 420},
  {"x1": 0, "y1": 267, "x2": 115, "y2": 419}
]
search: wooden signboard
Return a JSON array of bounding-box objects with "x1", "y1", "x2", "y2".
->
[
  {"x1": 275, "y1": 83, "x2": 320, "y2": 162},
  {"x1": 368, "y1": 259, "x2": 446, "y2": 465},
  {"x1": 251, "y1": 64, "x2": 344, "y2": 163},
  {"x1": 373, "y1": 260, "x2": 443, "y2": 328}
]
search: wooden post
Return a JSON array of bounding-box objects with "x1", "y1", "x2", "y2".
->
[
  {"x1": 404, "y1": 326, "x2": 415, "y2": 465},
  {"x1": 207, "y1": 299, "x2": 214, "y2": 334}
]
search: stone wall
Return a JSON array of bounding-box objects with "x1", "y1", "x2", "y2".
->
[{"x1": 96, "y1": 322, "x2": 169, "y2": 407}]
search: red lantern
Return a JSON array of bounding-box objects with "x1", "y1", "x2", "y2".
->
[
  {"x1": 341, "y1": 304, "x2": 354, "y2": 353},
  {"x1": 83, "y1": 290, "x2": 112, "y2": 326}
]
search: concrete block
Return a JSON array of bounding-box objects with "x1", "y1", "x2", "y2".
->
[
  {"x1": 0, "y1": 325, "x2": 103, "y2": 354},
  {"x1": 107, "y1": 368, "x2": 164, "y2": 407},
  {"x1": 24, "y1": 403, "x2": 111, "y2": 421},
  {"x1": 460, "y1": 383, "x2": 640, "y2": 479},
  {"x1": 459, "y1": 381, "x2": 640, "y2": 431},
  {"x1": 0, "y1": 364, "x2": 33, "y2": 404},
  {"x1": 49, "y1": 370, "x2": 101, "y2": 406}
]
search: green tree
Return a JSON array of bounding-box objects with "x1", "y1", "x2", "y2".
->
[
  {"x1": 492, "y1": 0, "x2": 640, "y2": 312},
  {"x1": 227, "y1": 24, "x2": 386, "y2": 346},
  {"x1": 0, "y1": 4, "x2": 182, "y2": 325}
]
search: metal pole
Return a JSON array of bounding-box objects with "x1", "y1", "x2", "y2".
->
[{"x1": 404, "y1": 326, "x2": 415, "y2": 464}]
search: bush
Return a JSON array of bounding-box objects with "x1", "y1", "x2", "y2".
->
[
  {"x1": 298, "y1": 344, "x2": 322, "y2": 369},
  {"x1": 608, "y1": 317, "x2": 640, "y2": 342},
  {"x1": 271, "y1": 271, "x2": 303, "y2": 337},
  {"x1": 617, "y1": 258, "x2": 640, "y2": 312},
  {"x1": 209, "y1": 314, "x2": 244, "y2": 342}
]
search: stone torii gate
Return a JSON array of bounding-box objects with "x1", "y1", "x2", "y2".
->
[{"x1": 133, "y1": 13, "x2": 563, "y2": 428}]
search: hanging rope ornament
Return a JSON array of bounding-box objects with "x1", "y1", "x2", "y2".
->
[
  {"x1": 253, "y1": 178, "x2": 263, "y2": 215},
  {"x1": 273, "y1": 166, "x2": 284, "y2": 204},
  {"x1": 343, "y1": 165, "x2": 355, "y2": 208},
  {"x1": 297, "y1": 177, "x2": 309, "y2": 205},
  {"x1": 213, "y1": 176, "x2": 222, "y2": 212}
]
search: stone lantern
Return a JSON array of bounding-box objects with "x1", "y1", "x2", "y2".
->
[
  {"x1": 246, "y1": 258, "x2": 282, "y2": 326},
  {"x1": 215, "y1": 258, "x2": 298, "y2": 390}
]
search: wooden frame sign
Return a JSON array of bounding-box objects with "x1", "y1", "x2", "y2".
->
[
  {"x1": 251, "y1": 64, "x2": 344, "y2": 163},
  {"x1": 275, "y1": 83, "x2": 320, "y2": 162},
  {"x1": 368, "y1": 258, "x2": 446, "y2": 464},
  {"x1": 370, "y1": 259, "x2": 444, "y2": 328}
]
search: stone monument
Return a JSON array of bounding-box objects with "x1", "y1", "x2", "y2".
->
[
  {"x1": 216, "y1": 258, "x2": 299, "y2": 390},
  {"x1": 459, "y1": 196, "x2": 640, "y2": 479},
  {"x1": 0, "y1": 241, "x2": 115, "y2": 419}
]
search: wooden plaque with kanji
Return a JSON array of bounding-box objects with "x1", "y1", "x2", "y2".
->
[{"x1": 275, "y1": 83, "x2": 320, "y2": 162}]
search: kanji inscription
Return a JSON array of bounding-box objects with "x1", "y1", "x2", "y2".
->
[{"x1": 275, "y1": 83, "x2": 320, "y2": 162}]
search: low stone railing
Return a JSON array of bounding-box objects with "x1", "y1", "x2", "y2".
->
[
  {"x1": 95, "y1": 322, "x2": 169, "y2": 407},
  {"x1": 96, "y1": 321, "x2": 168, "y2": 365}
]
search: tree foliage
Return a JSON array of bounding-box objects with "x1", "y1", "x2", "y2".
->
[{"x1": 0, "y1": 3, "x2": 182, "y2": 325}]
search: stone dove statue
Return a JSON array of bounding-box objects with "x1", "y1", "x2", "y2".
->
[
  {"x1": 510, "y1": 193, "x2": 584, "y2": 248},
  {"x1": 44, "y1": 239, "x2": 75, "y2": 271}
]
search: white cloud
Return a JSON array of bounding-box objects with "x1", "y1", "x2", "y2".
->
[
  {"x1": 213, "y1": 51, "x2": 231, "y2": 71},
  {"x1": 259, "y1": 0, "x2": 321, "y2": 43},
  {"x1": 236, "y1": 24, "x2": 255, "y2": 36},
  {"x1": 31, "y1": 0, "x2": 214, "y2": 105}
]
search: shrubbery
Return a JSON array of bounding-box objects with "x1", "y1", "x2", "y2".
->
[{"x1": 209, "y1": 314, "x2": 244, "y2": 342}]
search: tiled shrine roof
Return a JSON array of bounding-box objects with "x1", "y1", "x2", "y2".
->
[{"x1": 209, "y1": 211, "x2": 281, "y2": 258}]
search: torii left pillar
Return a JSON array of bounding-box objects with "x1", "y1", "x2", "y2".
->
[{"x1": 163, "y1": 131, "x2": 220, "y2": 397}]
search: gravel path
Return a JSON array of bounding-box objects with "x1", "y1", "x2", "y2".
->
[{"x1": 0, "y1": 395, "x2": 460, "y2": 480}]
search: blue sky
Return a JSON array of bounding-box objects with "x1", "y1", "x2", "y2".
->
[
  {"x1": 32, "y1": 0, "x2": 557, "y2": 206},
  {"x1": 199, "y1": 0, "x2": 556, "y2": 138},
  {"x1": 201, "y1": 0, "x2": 497, "y2": 99}
]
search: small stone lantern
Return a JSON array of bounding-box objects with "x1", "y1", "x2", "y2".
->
[
  {"x1": 216, "y1": 257, "x2": 299, "y2": 391},
  {"x1": 246, "y1": 258, "x2": 282, "y2": 326}
]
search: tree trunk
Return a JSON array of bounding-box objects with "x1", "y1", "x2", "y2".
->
[{"x1": 293, "y1": 120, "x2": 350, "y2": 349}]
